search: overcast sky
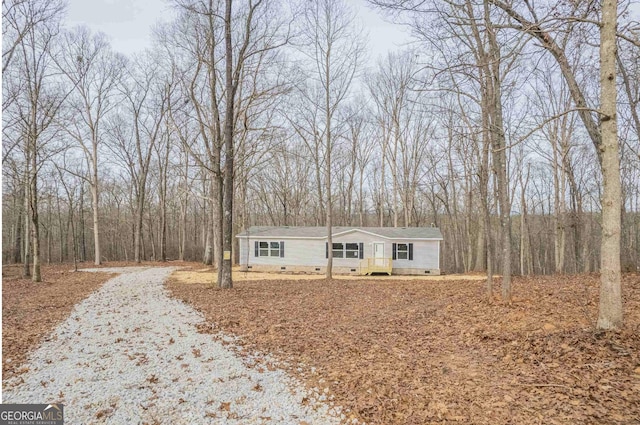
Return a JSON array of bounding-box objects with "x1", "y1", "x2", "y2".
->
[{"x1": 65, "y1": 0, "x2": 413, "y2": 65}]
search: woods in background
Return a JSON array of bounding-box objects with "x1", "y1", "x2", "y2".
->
[{"x1": 3, "y1": 0, "x2": 640, "y2": 323}]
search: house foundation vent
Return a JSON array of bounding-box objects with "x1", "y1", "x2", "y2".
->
[
  {"x1": 280, "y1": 267, "x2": 286, "y2": 270},
  {"x1": 248, "y1": 266, "x2": 252, "y2": 269},
  {"x1": 315, "y1": 268, "x2": 321, "y2": 271},
  {"x1": 350, "y1": 269, "x2": 356, "y2": 272},
  {"x1": 425, "y1": 270, "x2": 430, "y2": 274}
]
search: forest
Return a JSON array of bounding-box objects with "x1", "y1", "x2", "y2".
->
[{"x1": 2, "y1": 1, "x2": 639, "y2": 306}]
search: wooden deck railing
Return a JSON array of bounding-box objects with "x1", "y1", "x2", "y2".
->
[{"x1": 359, "y1": 258, "x2": 392, "y2": 275}]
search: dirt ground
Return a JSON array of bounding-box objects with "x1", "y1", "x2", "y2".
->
[
  {"x1": 67, "y1": 259, "x2": 204, "y2": 270},
  {"x1": 167, "y1": 271, "x2": 640, "y2": 425},
  {"x1": 173, "y1": 267, "x2": 488, "y2": 284},
  {"x1": 1, "y1": 263, "x2": 116, "y2": 380}
]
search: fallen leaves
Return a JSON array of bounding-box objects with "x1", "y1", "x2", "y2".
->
[
  {"x1": 2, "y1": 263, "x2": 114, "y2": 380},
  {"x1": 167, "y1": 272, "x2": 640, "y2": 425}
]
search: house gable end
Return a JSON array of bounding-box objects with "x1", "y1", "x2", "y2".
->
[{"x1": 332, "y1": 228, "x2": 391, "y2": 240}]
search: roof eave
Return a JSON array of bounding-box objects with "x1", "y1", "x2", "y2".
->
[{"x1": 236, "y1": 234, "x2": 443, "y2": 241}]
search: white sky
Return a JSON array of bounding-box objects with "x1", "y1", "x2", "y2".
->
[{"x1": 65, "y1": 0, "x2": 413, "y2": 64}]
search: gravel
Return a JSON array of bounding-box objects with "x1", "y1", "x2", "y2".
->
[{"x1": 2, "y1": 267, "x2": 344, "y2": 424}]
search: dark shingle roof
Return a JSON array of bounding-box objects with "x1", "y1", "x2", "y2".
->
[{"x1": 236, "y1": 226, "x2": 443, "y2": 240}]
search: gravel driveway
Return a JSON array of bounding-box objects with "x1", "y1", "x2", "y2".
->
[{"x1": 2, "y1": 267, "x2": 343, "y2": 424}]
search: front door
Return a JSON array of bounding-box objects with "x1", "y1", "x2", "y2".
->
[{"x1": 373, "y1": 242, "x2": 385, "y2": 266}]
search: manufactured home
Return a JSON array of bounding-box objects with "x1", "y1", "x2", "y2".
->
[{"x1": 236, "y1": 226, "x2": 443, "y2": 275}]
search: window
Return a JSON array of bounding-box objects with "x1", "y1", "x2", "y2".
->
[
  {"x1": 255, "y1": 241, "x2": 284, "y2": 257},
  {"x1": 393, "y1": 242, "x2": 414, "y2": 261},
  {"x1": 329, "y1": 242, "x2": 362, "y2": 259},
  {"x1": 345, "y1": 243, "x2": 359, "y2": 258},
  {"x1": 259, "y1": 241, "x2": 269, "y2": 256},
  {"x1": 397, "y1": 243, "x2": 409, "y2": 260}
]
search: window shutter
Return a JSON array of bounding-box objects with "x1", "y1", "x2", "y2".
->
[
  {"x1": 326, "y1": 242, "x2": 328, "y2": 258},
  {"x1": 254, "y1": 241, "x2": 258, "y2": 257},
  {"x1": 280, "y1": 241, "x2": 285, "y2": 257},
  {"x1": 359, "y1": 243, "x2": 364, "y2": 259},
  {"x1": 409, "y1": 243, "x2": 414, "y2": 261},
  {"x1": 392, "y1": 243, "x2": 397, "y2": 260}
]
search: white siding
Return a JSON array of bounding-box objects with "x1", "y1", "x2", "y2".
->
[
  {"x1": 392, "y1": 240, "x2": 439, "y2": 270},
  {"x1": 238, "y1": 229, "x2": 440, "y2": 272},
  {"x1": 239, "y1": 237, "x2": 328, "y2": 267}
]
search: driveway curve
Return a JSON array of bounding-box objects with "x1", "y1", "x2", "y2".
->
[{"x1": 2, "y1": 267, "x2": 342, "y2": 424}]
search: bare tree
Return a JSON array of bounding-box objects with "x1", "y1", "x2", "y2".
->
[
  {"x1": 3, "y1": 0, "x2": 639, "y2": 292},
  {"x1": 596, "y1": 0, "x2": 623, "y2": 329},
  {"x1": 5, "y1": 0, "x2": 67, "y2": 281},
  {"x1": 367, "y1": 51, "x2": 420, "y2": 229},
  {"x1": 163, "y1": 2, "x2": 225, "y2": 268},
  {"x1": 166, "y1": 0, "x2": 290, "y2": 288},
  {"x1": 56, "y1": 26, "x2": 125, "y2": 265},
  {"x1": 220, "y1": 0, "x2": 294, "y2": 287},
  {"x1": 299, "y1": 0, "x2": 365, "y2": 279},
  {"x1": 486, "y1": 0, "x2": 623, "y2": 328},
  {"x1": 55, "y1": 162, "x2": 81, "y2": 271},
  {"x1": 2, "y1": 0, "x2": 64, "y2": 73},
  {"x1": 109, "y1": 52, "x2": 170, "y2": 263},
  {"x1": 287, "y1": 86, "x2": 327, "y2": 226}
]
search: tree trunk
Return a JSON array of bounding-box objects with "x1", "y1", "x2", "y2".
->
[
  {"x1": 91, "y1": 181, "x2": 101, "y2": 265},
  {"x1": 213, "y1": 178, "x2": 223, "y2": 270},
  {"x1": 391, "y1": 123, "x2": 399, "y2": 228},
  {"x1": 473, "y1": 212, "x2": 486, "y2": 271},
  {"x1": 67, "y1": 193, "x2": 78, "y2": 271},
  {"x1": 464, "y1": 164, "x2": 474, "y2": 272},
  {"x1": 23, "y1": 160, "x2": 31, "y2": 278},
  {"x1": 148, "y1": 213, "x2": 156, "y2": 261},
  {"x1": 79, "y1": 181, "x2": 86, "y2": 262},
  {"x1": 359, "y1": 170, "x2": 365, "y2": 226},
  {"x1": 519, "y1": 163, "x2": 532, "y2": 275},
  {"x1": 552, "y1": 129, "x2": 565, "y2": 274},
  {"x1": 379, "y1": 128, "x2": 387, "y2": 227},
  {"x1": 346, "y1": 138, "x2": 357, "y2": 226},
  {"x1": 314, "y1": 139, "x2": 325, "y2": 226},
  {"x1": 177, "y1": 155, "x2": 187, "y2": 261},
  {"x1": 30, "y1": 143, "x2": 41, "y2": 282},
  {"x1": 57, "y1": 194, "x2": 65, "y2": 262},
  {"x1": 486, "y1": 8, "x2": 511, "y2": 302},
  {"x1": 46, "y1": 195, "x2": 52, "y2": 264},
  {"x1": 13, "y1": 188, "x2": 22, "y2": 264},
  {"x1": 495, "y1": 146, "x2": 512, "y2": 301},
  {"x1": 325, "y1": 140, "x2": 333, "y2": 279},
  {"x1": 203, "y1": 207, "x2": 212, "y2": 265},
  {"x1": 70, "y1": 210, "x2": 78, "y2": 272},
  {"x1": 596, "y1": 0, "x2": 623, "y2": 329},
  {"x1": 324, "y1": 26, "x2": 334, "y2": 280},
  {"x1": 480, "y1": 141, "x2": 493, "y2": 300},
  {"x1": 134, "y1": 193, "x2": 145, "y2": 263},
  {"x1": 219, "y1": 0, "x2": 234, "y2": 289},
  {"x1": 159, "y1": 185, "x2": 167, "y2": 262}
]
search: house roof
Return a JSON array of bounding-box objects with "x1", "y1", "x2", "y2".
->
[{"x1": 236, "y1": 226, "x2": 443, "y2": 240}]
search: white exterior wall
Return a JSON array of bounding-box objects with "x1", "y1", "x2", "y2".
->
[
  {"x1": 238, "y1": 229, "x2": 441, "y2": 274},
  {"x1": 393, "y1": 240, "x2": 440, "y2": 270},
  {"x1": 239, "y1": 237, "x2": 329, "y2": 268}
]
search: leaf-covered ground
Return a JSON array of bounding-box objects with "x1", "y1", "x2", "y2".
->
[
  {"x1": 2, "y1": 263, "x2": 116, "y2": 380},
  {"x1": 167, "y1": 272, "x2": 640, "y2": 425}
]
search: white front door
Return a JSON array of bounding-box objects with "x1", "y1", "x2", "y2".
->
[{"x1": 373, "y1": 242, "x2": 385, "y2": 266}]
